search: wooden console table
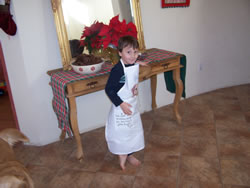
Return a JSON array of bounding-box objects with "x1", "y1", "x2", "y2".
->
[{"x1": 47, "y1": 48, "x2": 184, "y2": 162}]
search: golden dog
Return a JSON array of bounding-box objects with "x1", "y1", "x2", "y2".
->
[{"x1": 0, "y1": 128, "x2": 34, "y2": 188}]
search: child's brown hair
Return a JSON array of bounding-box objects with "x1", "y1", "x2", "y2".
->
[{"x1": 117, "y1": 36, "x2": 139, "y2": 52}]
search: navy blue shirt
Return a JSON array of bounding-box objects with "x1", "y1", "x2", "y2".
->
[{"x1": 105, "y1": 61, "x2": 135, "y2": 106}]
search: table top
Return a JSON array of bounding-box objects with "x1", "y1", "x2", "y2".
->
[{"x1": 49, "y1": 48, "x2": 182, "y2": 83}]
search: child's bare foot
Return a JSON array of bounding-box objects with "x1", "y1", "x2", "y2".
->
[
  {"x1": 119, "y1": 155, "x2": 127, "y2": 170},
  {"x1": 127, "y1": 155, "x2": 141, "y2": 166}
]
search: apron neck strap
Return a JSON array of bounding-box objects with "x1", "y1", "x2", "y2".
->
[{"x1": 120, "y1": 59, "x2": 126, "y2": 69}]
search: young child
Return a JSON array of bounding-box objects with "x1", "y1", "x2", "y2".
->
[{"x1": 105, "y1": 35, "x2": 147, "y2": 170}]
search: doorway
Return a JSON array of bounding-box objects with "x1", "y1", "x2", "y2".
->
[{"x1": 0, "y1": 42, "x2": 19, "y2": 131}]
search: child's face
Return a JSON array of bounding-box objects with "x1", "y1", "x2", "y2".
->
[{"x1": 119, "y1": 45, "x2": 139, "y2": 65}]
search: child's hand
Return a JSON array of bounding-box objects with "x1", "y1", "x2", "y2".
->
[
  {"x1": 136, "y1": 60, "x2": 149, "y2": 66},
  {"x1": 120, "y1": 102, "x2": 132, "y2": 115}
]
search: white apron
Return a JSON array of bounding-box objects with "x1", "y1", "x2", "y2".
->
[{"x1": 105, "y1": 61, "x2": 145, "y2": 155}]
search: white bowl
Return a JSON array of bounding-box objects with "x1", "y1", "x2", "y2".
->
[{"x1": 71, "y1": 61, "x2": 104, "y2": 75}]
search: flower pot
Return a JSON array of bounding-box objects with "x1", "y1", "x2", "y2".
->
[{"x1": 92, "y1": 47, "x2": 119, "y2": 65}]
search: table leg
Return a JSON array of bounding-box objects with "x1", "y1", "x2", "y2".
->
[
  {"x1": 60, "y1": 130, "x2": 66, "y2": 141},
  {"x1": 68, "y1": 96, "x2": 84, "y2": 162},
  {"x1": 150, "y1": 75, "x2": 157, "y2": 110},
  {"x1": 173, "y1": 67, "x2": 183, "y2": 124}
]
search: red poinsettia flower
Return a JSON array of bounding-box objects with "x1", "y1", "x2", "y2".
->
[
  {"x1": 80, "y1": 21, "x2": 104, "y2": 53},
  {"x1": 80, "y1": 15, "x2": 138, "y2": 53},
  {"x1": 98, "y1": 15, "x2": 138, "y2": 48}
]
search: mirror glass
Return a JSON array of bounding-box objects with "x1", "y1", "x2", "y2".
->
[
  {"x1": 51, "y1": 0, "x2": 145, "y2": 70},
  {"x1": 62, "y1": 0, "x2": 133, "y2": 42}
]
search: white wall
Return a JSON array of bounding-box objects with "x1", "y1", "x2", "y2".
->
[
  {"x1": 140, "y1": 0, "x2": 250, "y2": 106},
  {"x1": 0, "y1": 0, "x2": 63, "y2": 145},
  {"x1": 0, "y1": 0, "x2": 249, "y2": 146}
]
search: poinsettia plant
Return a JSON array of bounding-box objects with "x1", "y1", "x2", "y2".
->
[
  {"x1": 79, "y1": 21, "x2": 104, "y2": 54},
  {"x1": 80, "y1": 15, "x2": 137, "y2": 53}
]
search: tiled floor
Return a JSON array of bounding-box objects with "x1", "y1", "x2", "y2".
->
[{"x1": 12, "y1": 84, "x2": 250, "y2": 187}]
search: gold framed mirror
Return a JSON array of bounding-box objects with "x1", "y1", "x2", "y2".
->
[{"x1": 51, "y1": 0, "x2": 146, "y2": 70}]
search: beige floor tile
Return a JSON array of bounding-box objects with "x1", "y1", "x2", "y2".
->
[
  {"x1": 151, "y1": 118, "x2": 182, "y2": 138},
  {"x1": 145, "y1": 134, "x2": 181, "y2": 155},
  {"x1": 89, "y1": 172, "x2": 135, "y2": 188},
  {"x1": 137, "y1": 152, "x2": 179, "y2": 178},
  {"x1": 178, "y1": 179, "x2": 223, "y2": 188},
  {"x1": 48, "y1": 168, "x2": 95, "y2": 188},
  {"x1": 26, "y1": 164, "x2": 58, "y2": 188},
  {"x1": 133, "y1": 176, "x2": 176, "y2": 188},
  {"x1": 221, "y1": 159, "x2": 250, "y2": 186},
  {"x1": 179, "y1": 156, "x2": 221, "y2": 184}
]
